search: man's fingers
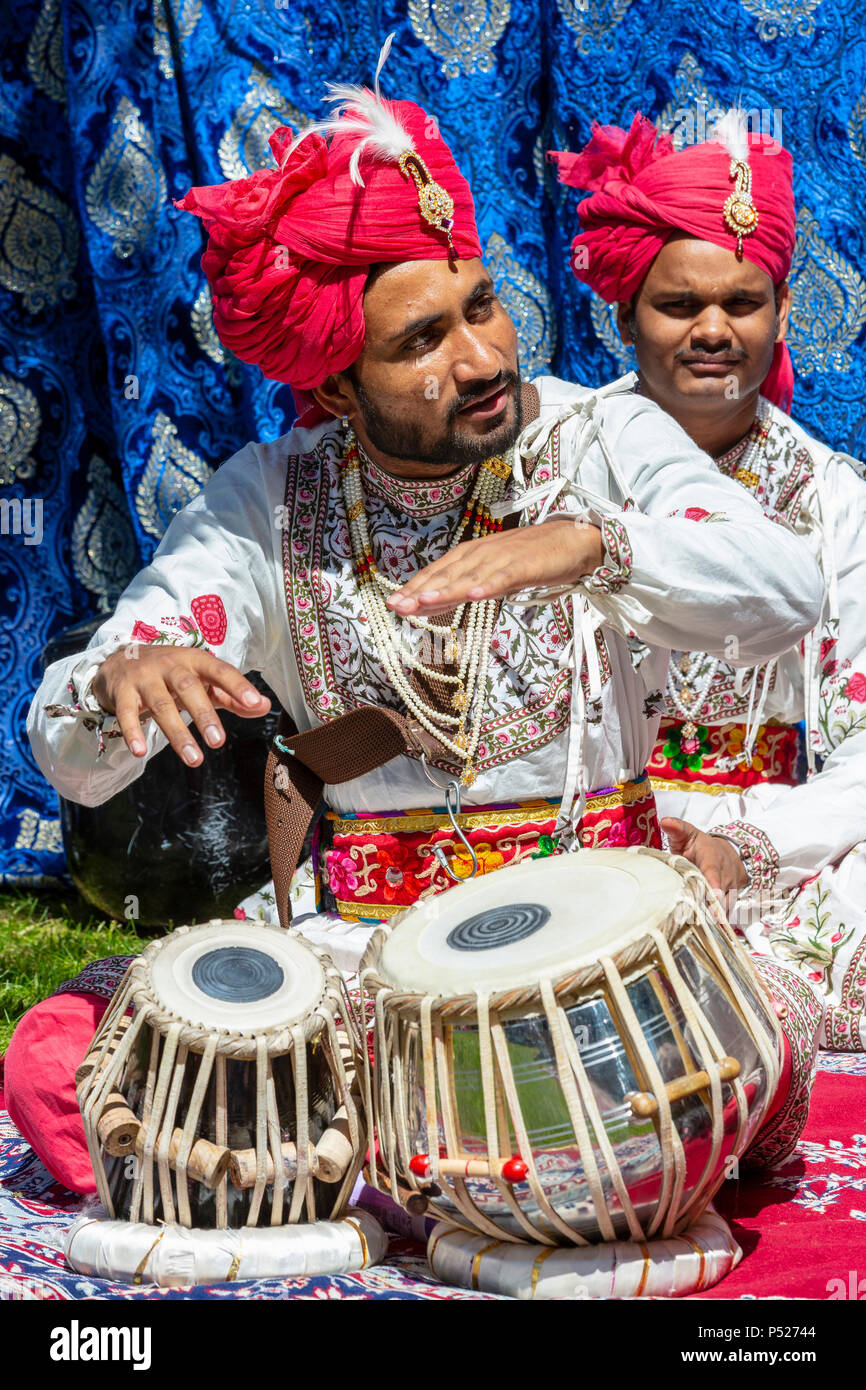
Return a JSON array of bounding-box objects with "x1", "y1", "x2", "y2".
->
[
  {"x1": 389, "y1": 561, "x2": 527, "y2": 614},
  {"x1": 660, "y1": 816, "x2": 693, "y2": 854},
  {"x1": 390, "y1": 537, "x2": 505, "y2": 603},
  {"x1": 142, "y1": 687, "x2": 203, "y2": 765},
  {"x1": 210, "y1": 684, "x2": 270, "y2": 716},
  {"x1": 171, "y1": 670, "x2": 226, "y2": 748},
  {"x1": 114, "y1": 692, "x2": 148, "y2": 757},
  {"x1": 191, "y1": 653, "x2": 269, "y2": 712},
  {"x1": 97, "y1": 647, "x2": 267, "y2": 764}
]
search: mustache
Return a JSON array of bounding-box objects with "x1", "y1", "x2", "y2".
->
[
  {"x1": 674, "y1": 347, "x2": 748, "y2": 364},
  {"x1": 448, "y1": 370, "x2": 519, "y2": 422}
]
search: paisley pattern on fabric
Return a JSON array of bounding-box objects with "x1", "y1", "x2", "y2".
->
[{"x1": 2, "y1": 0, "x2": 866, "y2": 880}]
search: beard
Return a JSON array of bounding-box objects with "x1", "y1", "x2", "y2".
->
[{"x1": 350, "y1": 369, "x2": 523, "y2": 468}]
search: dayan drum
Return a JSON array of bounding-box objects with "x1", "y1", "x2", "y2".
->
[
  {"x1": 76, "y1": 921, "x2": 366, "y2": 1231},
  {"x1": 360, "y1": 847, "x2": 784, "y2": 1245}
]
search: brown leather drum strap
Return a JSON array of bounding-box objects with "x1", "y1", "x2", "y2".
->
[{"x1": 264, "y1": 705, "x2": 419, "y2": 928}]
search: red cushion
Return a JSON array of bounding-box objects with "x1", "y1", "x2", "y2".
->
[{"x1": 3, "y1": 992, "x2": 110, "y2": 1194}]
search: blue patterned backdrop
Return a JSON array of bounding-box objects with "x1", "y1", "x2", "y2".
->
[{"x1": 2, "y1": 0, "x2": 865, "y2": 882}]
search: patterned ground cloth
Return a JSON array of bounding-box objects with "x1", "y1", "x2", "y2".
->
[{"x1": 0, "y1": 1052, "x2": 863, "y2": 1301}]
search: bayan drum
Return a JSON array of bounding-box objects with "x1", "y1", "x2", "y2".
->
[
  {"x1": 360, "y1": 847, "x2": 783, "y2": 1246},
  {"x1": 76, "y1": 921, "x2": 367, "y2": 1232}
]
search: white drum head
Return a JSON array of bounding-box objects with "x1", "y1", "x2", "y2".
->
[
  {"x1": 377, "y1": 849, "x2": 684, "y2": 995},
  {"x1": 148, "y1": 923, "x2": 326, "y2": 1032}
]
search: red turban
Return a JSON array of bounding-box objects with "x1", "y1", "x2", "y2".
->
[
  {"x1": 550, "y1": 114, "x2": 797, "y2": 411},
  {"x1": 177, "y1": 97, "x2": 481, "y2": 423}
]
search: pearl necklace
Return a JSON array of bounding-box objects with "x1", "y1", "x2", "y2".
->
[
  {"x1": 341, "y1": 431, "x2": 512, "y2": 785},
  {"x1": 715, "y1": 396, "x2": 771, "y2": 491},
  {"x1": 666, "y1": 651, "x2": 719, "y2": 732}
]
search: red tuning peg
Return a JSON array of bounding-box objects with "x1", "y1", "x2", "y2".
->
[
  {"x1": 501, "y1": 1157, "x2": 528, "y2": 1183},
  {"x1": 408, "y1": 1151, "x2": 528, "y2": 1183}
]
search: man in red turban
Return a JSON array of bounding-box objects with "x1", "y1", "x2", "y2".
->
[
  {"x1": 551, "y1": 111, "x2": 795, "y2": 411},
  {"x1": 553, "y1": 110, "x2": 866, "y2": 1056},
  {"x1": 19, "y1": 67, "x2": 823, "y2": 1217},
  {"x1": 176, "y1": 78, "x2": 484, "y2": 431}
]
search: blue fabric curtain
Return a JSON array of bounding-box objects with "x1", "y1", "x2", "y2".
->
[{"x1": 2, "y1": 0, "x2": 865, "y2": 881}]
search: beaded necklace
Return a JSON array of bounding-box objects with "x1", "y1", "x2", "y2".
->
[{"x1": 340, "y1": 429, "x2": 513, "y2": 785}]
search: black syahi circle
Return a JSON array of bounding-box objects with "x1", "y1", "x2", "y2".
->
[
  {"x1": 446, "y1": 903, "x2": 550, "y2": 953},
  {"x1": 191, "y1": 946, "x2": 285, "y2": 1002}
]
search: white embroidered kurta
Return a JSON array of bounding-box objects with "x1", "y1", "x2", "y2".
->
[
  {"x1": 28, "y1": 375, "x2": 822, "y2": 969},
  {"x1": 652, "y1": 397, "x2": 866, "y2": 1049}
]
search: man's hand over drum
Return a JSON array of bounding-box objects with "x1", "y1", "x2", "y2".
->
[
  {"x1": 387, "y1": 516, "x2": 604, "y2": 617},
  {"x1": 661, "y1": 817, "x2": 749, "y2": 904},
  {"x1": 92, "y1": 647, "x2": 270, "y2": 765}
]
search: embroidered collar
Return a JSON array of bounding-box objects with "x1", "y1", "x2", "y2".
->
[{"x1": 357, "y1": 440, "x2": 477, "y2": 518}]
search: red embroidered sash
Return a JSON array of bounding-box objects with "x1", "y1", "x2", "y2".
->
[
  {"x1": 649, "y1": 718, "x2": 799, "y2": 793},
  {"x1": 315, "y1": 774, "x2": 661, "y2": 921}
]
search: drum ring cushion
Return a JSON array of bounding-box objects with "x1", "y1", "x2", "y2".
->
[{"x1": 3, "y1": 991, "x2": 112, "y2": 1194}]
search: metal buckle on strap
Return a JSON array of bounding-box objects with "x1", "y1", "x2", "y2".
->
[{"x1": 418, "y1": 751, "x2": 479, "y2": 884}]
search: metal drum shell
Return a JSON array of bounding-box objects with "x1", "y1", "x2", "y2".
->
[{"x1": 360, "y1": 847, "x2": 784, "y2": 1245}]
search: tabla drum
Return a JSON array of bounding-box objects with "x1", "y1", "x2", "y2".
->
[
  {"x1": 360, "y1": 847, "x2": 783, "y2": 1245},
  {"x1": 76, "y1": 921, "x2": 366, "y2": 1231}
]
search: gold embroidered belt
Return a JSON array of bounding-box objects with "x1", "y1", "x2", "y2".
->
[{"x1": 314, "y1": 774, "x2": 661, "y2": 921}]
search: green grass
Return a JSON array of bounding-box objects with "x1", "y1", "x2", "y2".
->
[{"x1": 0, "y1": 890, "x2": 144, "y2": 1053}]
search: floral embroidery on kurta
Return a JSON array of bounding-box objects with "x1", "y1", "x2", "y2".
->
[{"x1": 280, "y1": 428, "x2": 611, "y2": 778}]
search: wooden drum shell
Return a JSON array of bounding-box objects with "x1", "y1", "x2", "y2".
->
[{"x1": 77, "y1": 922, "x2": 367, "y2": 1230}]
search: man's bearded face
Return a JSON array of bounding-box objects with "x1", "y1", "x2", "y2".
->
[
  {"x1": 618, "y1": 233, "x2": 790, "y2": 416},
  {"x1": 342, "y1": 257, "x2": 522, "y2": 470}
]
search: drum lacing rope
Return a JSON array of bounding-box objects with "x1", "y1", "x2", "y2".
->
[
  {"x1": 689, "y1": 888, "x2": 783, "y2": 1106},
  {"x1": 174, "y1": 1035, "x2": 218, "y2": 1228},
  {"x1": 78, "y1": 973, "x2": 146, "y2": 1218},
  {"x1": 538, "y1": 977, "x2": 624, "y2": 1242},
  {"x1": 246, "y1": 1035, "x2": 270, "y2": 1227},
  {"x1": 418, "y1": 753, "x2": 479, "y2": 882},
  {"x1": 81, "y1": 932, "x2": 366, "y2": 1232},
  {"x1": 132, "y1": 1026, "x2": 161, "y2": 1225},
  {"x1": 433, "y1": 1008, "x2": 527, "y2": 1241},
  {"x1": 320, "y1": 993, "x2": 366, "y2": 1217},
  {"x1": 267, "y1": 1046, "x2": 288, "y2": 1225},
  {"x1": 599, "y1": 958, "x2": 686, "y2": 1239},
  {"x1": 476, "y1": 992, "x2": 547, "y2": 1243},
  {"x1": 364, "y1": 847, "x2": 783, "y2": 1246},
  {"x1": 156, "y1": 1031, "x2": 189, "y2": 1223},
  {"x1": 643, "y1": 927, "x2": 729, "y2": 1226},
  {"x1": 739, "y1": 658, "x2": 777, "y2": 769},
  {"x1": 214, "y1": 1054, "x2": 228, "y2": 1226},
  {"x1": 138, "y1": 1020, "x2": 183, "y2": 1225}
]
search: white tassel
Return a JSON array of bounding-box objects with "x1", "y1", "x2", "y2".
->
[
  {"x1": 713, "y1": 107, "x2": 749, "y2": 163},
  {"x1": 288, "y1": 32, "x2": 414, "y2": 186}
]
